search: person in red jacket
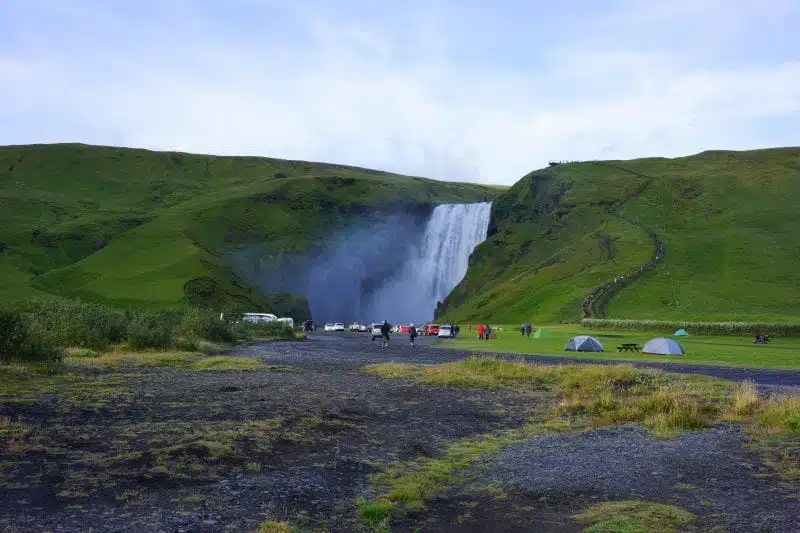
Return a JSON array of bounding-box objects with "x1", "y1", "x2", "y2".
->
[{"x1": 477, "y1": 324, "x2": 486, "y2": 340}]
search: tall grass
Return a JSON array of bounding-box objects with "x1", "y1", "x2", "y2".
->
[
  {"x1": 0, "y1": 307, "x2": 64, "y2": 364},
  {"x1": 179, "y1": 308, "x2": 235, "y2": 343},
  {"x1": 231, "y1": 320, "x2": 296, "y2": 341},
  {"x1": 582, "y1": 318, "x2": 800, "y2": 337},
  {"x1": 126, "y1": 309, "x2": 180, "y2": 350},
  {"x1": 24, "y1": 299, "x2": 127, "y2": 350},
  {"x1": 0, "y1": 299, "x2": 250, "y2": 359}
]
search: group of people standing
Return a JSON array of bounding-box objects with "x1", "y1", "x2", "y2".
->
[
  {"x1": 476, "y1": 324, "x2": 493, "y2": 340},
  {"x1": 520, "y1": 322, "x2": 533, "y2": 337}
]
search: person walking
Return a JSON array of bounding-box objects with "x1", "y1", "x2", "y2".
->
[
  {"x1": 409, "y1": 323, "x2": 418, "y2": 346},
  {"x1": 380, "y1": 320, "x2": 391, "y2": 348}
]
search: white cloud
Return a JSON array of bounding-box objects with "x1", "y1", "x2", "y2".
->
[{"x1": 0, "y1": 0, "x2": 799, "y2": 183}]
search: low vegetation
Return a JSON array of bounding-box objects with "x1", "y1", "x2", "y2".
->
[
  {"x1": 582, "y1": 318, "x2": 800, "y2": 337},
  {"x1": 0, "y1": 298, "x2": 302, "y2": 365},
  {"x1": 256, "y1": 521, "x2": 293, "y2": 533},
  {"x1": 193, "y1": 356, "x2": 263, "y2": 372},
  {"x1": 364, "y1": 357, "x2": 727, "y2": 433},
  {"x1": 571, "y1": 500, "x2": 695, "y2": 533},
  {"x1": 359, "y1": 356, "x2": 799, "y2": 527},
  {"x1": 443, "y1": 324, "x2": 800, "y2": 369}
]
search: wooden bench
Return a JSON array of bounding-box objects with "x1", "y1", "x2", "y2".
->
[{"x1": 617, "y1": 343, "x2": 640, "y2": 352}]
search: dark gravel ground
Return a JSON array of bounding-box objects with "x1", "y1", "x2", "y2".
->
[
  {"x1": 1, "y1": 332, "x2": 797, "y2": 533},
  {"x1": 472, "y1": 424, "x2": 800, "y2": 533}
]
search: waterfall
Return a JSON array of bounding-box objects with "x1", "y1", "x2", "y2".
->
[{"x1": 364, "y1": 202, "x2": 492, "y2": 323}]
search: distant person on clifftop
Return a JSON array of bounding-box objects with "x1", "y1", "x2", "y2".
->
[{"x1": 524, "y1": 323, "x2": 532, "y2": 337}]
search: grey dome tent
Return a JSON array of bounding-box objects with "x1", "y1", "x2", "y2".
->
[
  {"x1": 643, "y1": 337, "x2": 685, "y2": 355},
  {"x1": 565, "y1": 335, "x2": 604, "y2": 352},
  {"x1": 673, "y1": 329, "x2": 688, "y2": 337}
]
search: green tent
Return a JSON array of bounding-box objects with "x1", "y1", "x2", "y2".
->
[
  {"x1": 533, "y1": 328, "x2": 551, "y2": 339},
  {"x1": 673, "y1": 328, "x2": 689, "y2": 337}
]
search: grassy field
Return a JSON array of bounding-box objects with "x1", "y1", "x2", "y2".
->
[
  {"x1": 0, "y1": 143, "x2": 497, "y2": 312},
  {"x1": 441, "y1": 324, "x2": 800, "y2": 369},
  {"x1": 439, "y1": 147, "x2": 800, "y2": 324}
]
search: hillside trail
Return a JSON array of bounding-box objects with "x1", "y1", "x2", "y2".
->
[{"x1": 582, "y1": 164, "x2": 667, "y2": 319}]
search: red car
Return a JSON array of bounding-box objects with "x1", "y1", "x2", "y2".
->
[
  {"x1": 399, "y1": 325, "x2": 411, "y2": 334},
  {"x1": 425, "y1": 324, "x2": 440, "y2": 336}
]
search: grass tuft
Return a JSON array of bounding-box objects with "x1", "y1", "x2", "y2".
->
[
  {"x1": 757, "y1": 396, "x2": 800, "y2": 435},
  {"x1": 731, "y1": 381, "x2": 761, "y2": 416},
  {"x1": 572, "y1": 500, "x2": 695, "y2": 533},
  {"x1": 256, "y1": 520, "x2": 293, "y2": 533},
  {"x1": 192, "y1": 356, "x2": 262, "y2": 372}
]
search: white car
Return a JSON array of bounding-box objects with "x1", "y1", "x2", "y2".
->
[
  {"x1": 333, "y1": 323, "x2": 346, "y2": 331},
  {"x1": 359, "y1": 324, "x2": 369, "y2": 332},
  {"x1": 438, "y1": 325, "x2": 453, "y2": 338},
  {"x1": 349, "y1": 322, "x2": 361, "y2": 332},
  {"x1": 324, "y1": 323, "x2": 336, "y2": 332}
]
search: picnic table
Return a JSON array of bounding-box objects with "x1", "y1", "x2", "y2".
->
[{"x1": 617, "y1": 343, "x2": 640, "y2": 352}]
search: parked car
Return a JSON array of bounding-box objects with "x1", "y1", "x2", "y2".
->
[
  {"x1": 425, "y1": 324, "x2": 440, "y2": 336},
  {"x1": 349, "y1": 322, "x2": 361, "y2": 332},
  {"x1": 438, "y1": 325, "x2": 452, "y2": 338},
  {"x1": 370, "y1": 323, "x2": 383, "y2": 340},
  {"x1": 333, "y1": 323, "x2": 346, "y2": 331},
  {"x1": 359, "y1": 324, "x2": 369, "y2": 332},
  {"x1": 323, "y1": 323, "x2": 335, "y2": 332}
]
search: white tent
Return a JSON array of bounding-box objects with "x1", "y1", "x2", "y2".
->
[
  {"x1": 643, "y1": 337, "x2": 685, "y2": 355},
  {"x1": 565, "y1": 335, "x2": 604, "y2": 352}
]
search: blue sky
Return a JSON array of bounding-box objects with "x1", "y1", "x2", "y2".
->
[{"x1": 1, "y1": 0, "x2": 799, "y2": 184}]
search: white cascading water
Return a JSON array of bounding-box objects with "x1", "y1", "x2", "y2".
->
[{"x1": 365, "y1": 202, "x2": 492, "y2": 322}]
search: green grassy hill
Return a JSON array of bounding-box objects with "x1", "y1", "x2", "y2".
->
[
  {"x1": 0, "y1": 143, "x2": 497, "y2": 313},
  {"x1": 439, "y1": 147, "x2": 800, "y2": 324}
]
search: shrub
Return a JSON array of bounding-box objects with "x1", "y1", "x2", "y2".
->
[
  {"x1": 179, "y1": 307, "x2": 234, "y2": 343},
  {"x1": 0, "y1": 308, "x2": 27, "y2": 363},
  {"x1": 25, "y1": 299, "x2": 127, "y2": 350},
  {"x1": 0, "y1": 307, "x2": 63, "y2": 364},
  {"x1": 233, "y1": 320, "x2": 295, "y2": 340},
  {"x1": 126, "y1": 310, "x2": 177, "y2": 350}
]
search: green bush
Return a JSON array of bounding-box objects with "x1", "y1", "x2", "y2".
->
[
  {"x1": 25, "y1": 299, "x2": 127, "y2": 349},
  {"x1": 0, "y1": 307, "x2": 63, "y2": 364},
  {"x1": 581, "y1": 318, "x2": 800, "y2": 337},
  {"x1": 126, "y1": 310, "x2": 178, "y2": 350},
  {"x1": 179, "y1": 308, "x2": 234, "y2": 343},
  {"x1": 233, "y1": 320, "x2": 295, "y2": 340}
]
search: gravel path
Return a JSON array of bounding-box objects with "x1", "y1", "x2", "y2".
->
[{"x1": 473, "y1": 424, "x2": 799, "y2": 533}]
